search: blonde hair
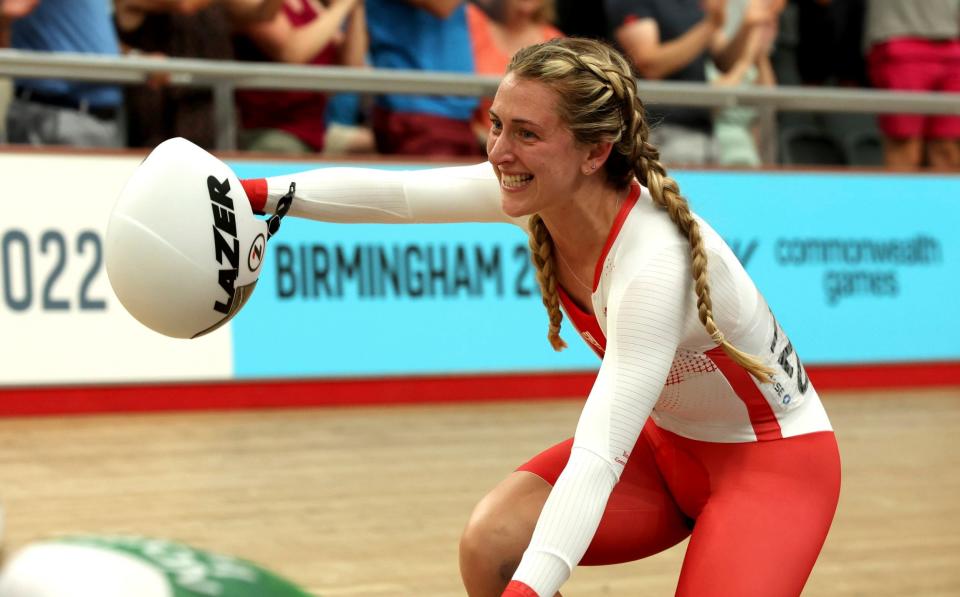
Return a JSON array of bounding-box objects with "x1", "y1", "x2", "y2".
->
[{"x1": 507, "y1": 38, "x2": 773, "y2": 382}]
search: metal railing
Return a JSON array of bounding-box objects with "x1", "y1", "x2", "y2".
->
[{"x1": 3, "y1": 49, "x2": 959, "y2": 160}]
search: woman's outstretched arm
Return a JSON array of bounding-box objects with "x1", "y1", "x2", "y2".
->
[{"x1": 243, "y1": 162, "x2": 522, "y2": 226}]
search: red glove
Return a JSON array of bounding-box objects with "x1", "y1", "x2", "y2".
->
[{"x1": 501, "y1": 580, "x2": 539, "y2": 597}]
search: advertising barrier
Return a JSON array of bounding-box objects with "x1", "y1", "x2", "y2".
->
[
  {"x1": 1, "y1": 151, "x2": 957, "y2": 413},
  {"x1": 1, "y1": 153, "x2": 234, "y2": 389}
]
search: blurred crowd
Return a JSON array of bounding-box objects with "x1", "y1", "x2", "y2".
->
[{"x1": 0, "y1": 0, "x2": 958, "y2": 170}]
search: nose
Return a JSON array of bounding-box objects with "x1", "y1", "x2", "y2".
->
[{"x1": 486, "y1": 131, "x2": 514, "y2": 166}]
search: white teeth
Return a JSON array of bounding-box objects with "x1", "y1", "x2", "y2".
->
[{"x1": 502, "y1": 174, "x2": 533, "y2": 188}]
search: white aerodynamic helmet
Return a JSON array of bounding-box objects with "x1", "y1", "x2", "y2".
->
[{"x1": 106, "y1": 138, "x2": 274, "y2": 339}]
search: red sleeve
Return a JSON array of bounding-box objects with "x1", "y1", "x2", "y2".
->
[{"x1": 501, "y1": 580, "x2": 540, "y2": 597}]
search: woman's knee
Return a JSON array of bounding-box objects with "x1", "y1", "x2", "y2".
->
[{"x1": 459, "y1": 472, "x2": 551, "y2": 595}]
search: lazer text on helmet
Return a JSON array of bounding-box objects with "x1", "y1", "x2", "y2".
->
[{"x1": 207, "y1": 176, "x2": 240, "y2": 315}]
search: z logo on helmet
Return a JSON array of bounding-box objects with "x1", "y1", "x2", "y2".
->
[{"x1": 248, "y1": 234, "x2": 266, "y2": 272}]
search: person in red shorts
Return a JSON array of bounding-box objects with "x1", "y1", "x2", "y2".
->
[
  {"x1": 453, "y1": 39, "x2": 840, "y2": 596},
  {"x1": 865, "y1": 0, "x2": 960, "y2": 170}
]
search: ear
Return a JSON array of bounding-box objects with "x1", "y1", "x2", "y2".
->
[{"x1": 580, "y1": 140, "x2": 615, "y2": 176}]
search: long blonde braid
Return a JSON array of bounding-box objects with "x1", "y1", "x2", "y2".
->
[
  {"x1": 508, "y1": 38, "x2": 773, "y2": 381},
  {"x1": 631, "y1": 122, "x2": 774, "y2": 382},
  {"x1": 528, "y1": 214, "x2": 568, "y2": 351}
]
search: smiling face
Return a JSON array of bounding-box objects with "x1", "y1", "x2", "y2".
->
[{"x1": 486, "y1": 73, "x2": 594, "y2": 218}]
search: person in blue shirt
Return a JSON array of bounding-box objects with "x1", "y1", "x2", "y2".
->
[
  {"x1": 365, "y1": 0, "x2": 484, "y2": 156},
  {"x1": 6, "y1": 0, "x2": 124, "y2": 148}
]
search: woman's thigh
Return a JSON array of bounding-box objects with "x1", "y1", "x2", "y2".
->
[
  {"x1": 517, "y1": 423, "x2": 692, "y2": 566},
  {"x1": 673, "y1": 431, "x2": 842, "y2": 597}
]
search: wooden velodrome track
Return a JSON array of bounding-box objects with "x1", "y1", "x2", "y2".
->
[{"x1": 0, "y1": 387, "x2": 957, "y2": 596}]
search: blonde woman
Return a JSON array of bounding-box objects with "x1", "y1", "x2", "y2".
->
[
  {"x1": 243, "y1": 38, "x2": 839, "y2": 596},
  {"x1": 458, "y1": 38, "x2": 839, "y2": 597}
]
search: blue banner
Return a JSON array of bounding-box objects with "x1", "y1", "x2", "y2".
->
[{"x1": 683, "y1": 171, "x2": 956, "y2": 365}]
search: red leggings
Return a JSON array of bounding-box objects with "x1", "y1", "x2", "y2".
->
[{"x1": 518, "y1": 421, "x2": 841, "y2": 597}]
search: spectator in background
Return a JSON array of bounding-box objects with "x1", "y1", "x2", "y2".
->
[
  {"x1": 322, "y1": 89, "x2": 376, "y2": 156},
  {"x1": 114, "y1": 0, "x2": 282, "y2": 150},
  {"x1": 5, "y1": 0, "x2": 124, "y2": 148},
  {"x1": 708, "y1": 0, "x2": 783, "y2": 167},
  {"x1": 0, "y1": 0, "x2": 38, "y2": 46},
  {"x1": 553, "y1": 0, "x2": 609, "y2": 40},
  {"x1": 0, "y1": 0, "x2": 40, "y2": 143},
  {"x1": 605, "y1": 0, "x2": 779, "y2": 166},
  {"x1": 865, "y1": 0, "x2": 960, "y2": 171},
  {"x1": 467, "y1": 0, "x2": 495, "y2": 18},
  {"x1": 794, "y1": 0, "x2": 866, "y2": 87},
  {"x1": 466, "y1": 0, "x2": 563, "y2": 146},
  {"x1": 234, "y1": 0, "x2": 368, "y2": 155},
  {"x1": 365, "y1": 0, "x2": 484, "y2": 157}
]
